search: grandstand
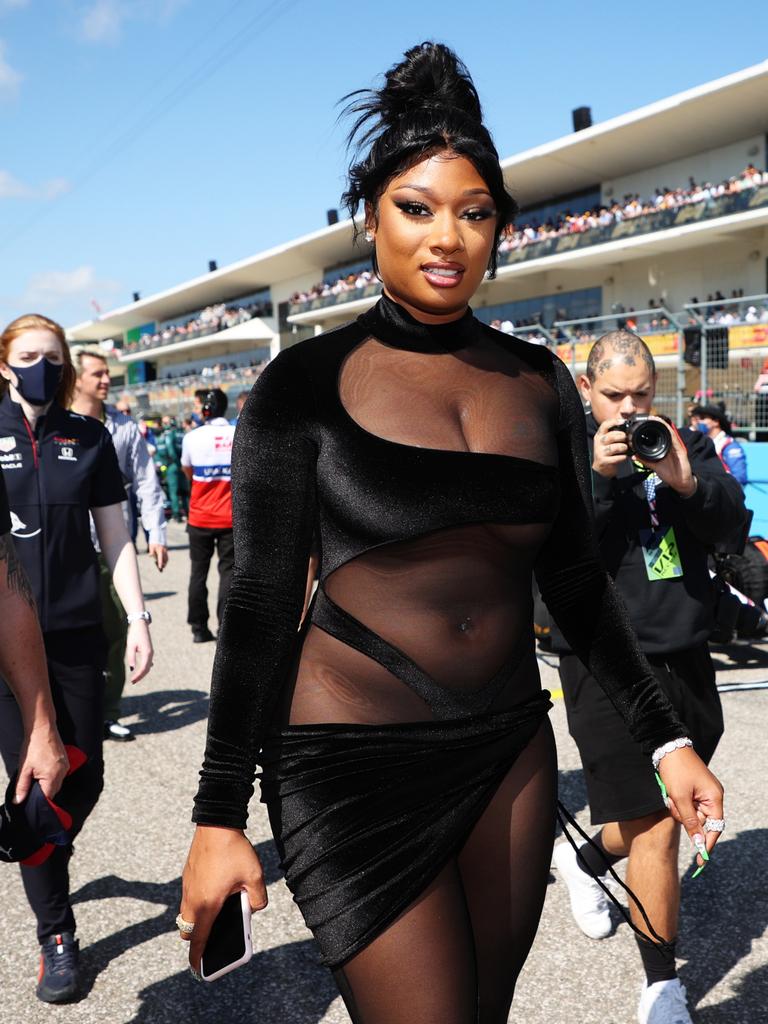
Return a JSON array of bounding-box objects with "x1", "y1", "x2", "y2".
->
[{"x1": 67, "y1": 60, "x2": 768, "y2": 436}]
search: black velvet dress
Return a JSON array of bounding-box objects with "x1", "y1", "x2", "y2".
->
[{"x1": 192, "y1": 295, "x2": 684, "y2": 972}]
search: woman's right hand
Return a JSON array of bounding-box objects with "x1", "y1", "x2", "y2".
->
[{"x1": 180, "y1": 824, "x2": 268, "y2": 975}]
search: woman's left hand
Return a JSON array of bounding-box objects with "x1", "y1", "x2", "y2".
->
[
  {"x1": 658, "y1": 746, "x2": 724, "y2": 866},
  {"x1": 126, "y1": 621, "x2": 154, "y2": 683}
]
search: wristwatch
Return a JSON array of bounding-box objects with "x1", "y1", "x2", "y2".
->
[{"x1": 126, "y1": 610, "x2": 152, "y2": 625}]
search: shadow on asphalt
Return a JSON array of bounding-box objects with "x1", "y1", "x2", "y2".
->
[
  {"x1": 142, "y1": 591, "x2": 178, "y2": 601},
  {"x1": 679, "y1": 829, "x2": 767, "y2": 1016},
  {"x1": 555, "y1": 768, "x2": 589, "y2": 831},
  {"x1": 695, "y1": 964, "x2": 768, "y2": 1023},
  {"x1": 130, "y1": 939, "x2": 340, "y2": 1024},
  {"x1": 120, "y1": 689, "x2": 209, "y2": 735},
  {"x1": 69, "y1": 838, "x2": 304, "y2": 1016},
  {"x1": 710, "y1": 642, "x2": 768, "y2": 671}
]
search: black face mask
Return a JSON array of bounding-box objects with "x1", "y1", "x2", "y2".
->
[{"x1": 8, "y1": 358, "x2": 64, "y2": 406}]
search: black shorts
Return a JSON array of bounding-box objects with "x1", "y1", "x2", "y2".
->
[{"x1": 558, "y1": 643, "x2": 723, "y2": 825}]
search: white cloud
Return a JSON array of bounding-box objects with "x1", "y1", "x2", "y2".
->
[
  {"x1": 80, "y1": 0, "x2": 189, "y2": 44},
  {"x1": 81, "y1": 0, "x2": 123, "y2": 44},
  {"x1": 21, "y1": 266, "x2": 121, "y2": 306},
  {"x1": 0, "y1": 39, "x2": 21, "y2": 99},
  {"x1": 0, "y1": 170, "x2": 72, "y2": 200}
]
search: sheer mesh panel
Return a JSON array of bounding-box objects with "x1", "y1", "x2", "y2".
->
[{"x1": 289, "y1": 334, "x2": 560, "y2": 727}]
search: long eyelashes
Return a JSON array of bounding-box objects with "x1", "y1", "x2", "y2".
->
[{"x1": 393, "y1": 200, "x2": 496, "y2": 222}]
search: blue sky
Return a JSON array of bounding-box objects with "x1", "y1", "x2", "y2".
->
[{"x1": 0, "y1": 0, "x2": 767, "y2": 329}]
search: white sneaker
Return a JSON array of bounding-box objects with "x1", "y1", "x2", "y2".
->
[
  {"x1": 552, "y1": 840, "x2": 612, "y2": 939},
  {"x1": 637, "y1": 979, "x2": 692, "y2": 1024}
]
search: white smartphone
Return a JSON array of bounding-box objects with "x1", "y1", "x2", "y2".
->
[{"x1": 200, "y1": 890, "x2": 253, "y2": 982}]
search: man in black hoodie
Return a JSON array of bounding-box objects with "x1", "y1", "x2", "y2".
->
[{"x1": 550, "y1": 330, "x2": 746, "y2": 1024}]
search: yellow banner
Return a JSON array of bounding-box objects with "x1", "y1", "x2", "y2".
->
[
  {"x1": 556, "y1": 331, "x2": 679, "y2": 364},
  {"x1": 729, "y1": 324, "x2": 768, "y2": 350}
]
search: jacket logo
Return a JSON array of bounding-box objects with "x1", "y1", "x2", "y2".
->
[
  {"x1": 10, "y1": 511, "x2": 40, "y2": 539},
  {"x1": 0, "y1": 436, "x2": 16, "y2": 453},
  {"x1": 58, "y1": 446, "x2": 77, "y2": 462}
]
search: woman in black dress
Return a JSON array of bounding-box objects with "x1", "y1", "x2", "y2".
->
[{"x1": 180, "y1": 43, "x2": 724, "y2": 1023}]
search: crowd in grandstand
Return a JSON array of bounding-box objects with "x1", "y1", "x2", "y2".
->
[
  {"x1": 498, "y1": 163, "x2": 768, "y2": 257},
  {"x1": 122, "y1": 299, "x2": 272, "y2": 355},
  {"x1": 289, "y1": 164, "x2": 768, "y2": 312},
  {"x1": 289, "y1": 268, "x2": 378, "y2": 308}
]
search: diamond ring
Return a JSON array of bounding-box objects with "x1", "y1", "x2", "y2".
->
[
  {"x1": 703, "y1": 818, "x2": 725, "y2": 834},
  {"x1": 176, "y1": 913, "x2": 195, "y2": 934}
]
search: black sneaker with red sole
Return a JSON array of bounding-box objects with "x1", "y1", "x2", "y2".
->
[{"x1": 36, "y1": 932, "x2": 80, "y2": 1003}]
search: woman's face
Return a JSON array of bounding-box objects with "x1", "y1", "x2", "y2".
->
[
  {"x1": 369, "y1": 152, "x2": 497, "y2": 323},
  {"x1": 0, "y1": 329, "x2": 64, "y2": 388}
]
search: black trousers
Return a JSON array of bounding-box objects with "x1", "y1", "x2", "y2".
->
[
  {"x1": 187, "y1": 525, "x2": 234, "y2": 631},
  {"x1": 559, "y1": 642, "x2": 723, "y2": 824},
  {"x1": 0, "y1": 626, "x2": 107, "y2": 942}
]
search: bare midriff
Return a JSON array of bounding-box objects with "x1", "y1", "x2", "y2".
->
[{"x1": 287, "y1": 521, "x2": 552, "y2": 726}]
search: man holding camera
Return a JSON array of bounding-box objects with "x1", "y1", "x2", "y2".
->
[{"x1": 551, "y1": 330, "x2": 746, "y2": 1024}]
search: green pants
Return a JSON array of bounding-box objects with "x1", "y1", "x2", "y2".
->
[
  {"x1": 99, "y1": 556, "x2": 127, "y2": 722},
  {"x1": 165, "y1": 464, "x2": 188, "y2": 520}
]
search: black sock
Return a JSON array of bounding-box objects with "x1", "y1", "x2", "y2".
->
[
  {"x1": 636, "y1": 934, "x2": 677, "y2": 985},
  {"x1": 575, "y1": 829, "x2": 623, "y2": 877}
]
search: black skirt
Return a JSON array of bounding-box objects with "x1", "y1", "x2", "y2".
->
[{"x1": 259, "y1": 691, "x2": 551, "y2": 969}]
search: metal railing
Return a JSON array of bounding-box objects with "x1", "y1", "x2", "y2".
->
[
  {"x1": 116, "y1": 363, "x2": 268, "y2": 418},
  {"x1": 552, "y1": 298, "x2": 768, "y2": 437}
]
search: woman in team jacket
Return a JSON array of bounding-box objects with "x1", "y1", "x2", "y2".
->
[{"x1": 0, "y1": 313, "x2": 153, "y2": 1004}]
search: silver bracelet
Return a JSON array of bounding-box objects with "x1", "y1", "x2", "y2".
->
[{"x1": 652, "y1": 737, "x2": 692, "y2": 772}]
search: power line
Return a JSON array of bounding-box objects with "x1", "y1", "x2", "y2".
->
[{"x1": 1, "y1": 0, "x2": 305, "y2": 254}]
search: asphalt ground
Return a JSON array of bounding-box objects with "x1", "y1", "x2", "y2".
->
[{"x1": 0, "y1": 519, "x2": 766, "y2": 1023}]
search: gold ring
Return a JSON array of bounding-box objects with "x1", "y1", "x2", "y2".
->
[{"x1": 176, "y1": 913, "x2": 195, "y2": 935}]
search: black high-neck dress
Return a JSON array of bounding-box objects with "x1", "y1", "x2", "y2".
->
[{"x1": 192, "y1": 295, "x2": 684, "y2": 972}]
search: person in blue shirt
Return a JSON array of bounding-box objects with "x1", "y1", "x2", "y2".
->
[{"x1": 690, "y1": 404, "x2": 748, "y2": 485}]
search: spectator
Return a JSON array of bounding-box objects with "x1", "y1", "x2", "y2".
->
[
  {"x1": 230, "y1": 390, "x2": 250, "y2": 425},
  {"x1": 689, "y1": 404, "x2": 748, "y2": 485},
  {"x1": 181, "y1": 389, "x2": 235, "y2": 643},
  {"x1": 156, "y1": 415, "x2": 188, "y2": 522},
  {"x1": 71, "y1": 350, "x2": 168, "y2": 743}
]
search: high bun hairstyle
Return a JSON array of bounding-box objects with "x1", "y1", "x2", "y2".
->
[{"x1": 341, "y1": 42, "x2": 517, "y2": 278}]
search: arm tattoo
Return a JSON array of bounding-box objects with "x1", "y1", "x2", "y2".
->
[{"x1": 0, "y1": 535, "x2": 36, "y2": 609}]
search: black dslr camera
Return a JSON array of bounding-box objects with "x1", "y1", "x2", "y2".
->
[{"x1": 616, "y1": 415, "x2": 672, "y2": 462}]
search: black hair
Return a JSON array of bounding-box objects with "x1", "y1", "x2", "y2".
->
[
  {"x1": 341, "y1": 42, "x2": 517, "y2": 278},
  {"x1": 691, "y1": 403, "x2": 729, "y2": 433},
  {"x1": 202, "y1": 388, "x2": 228, "y2": 419}
]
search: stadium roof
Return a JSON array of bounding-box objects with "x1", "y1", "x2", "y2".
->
[
  {"x1": 68, "y1": 59, "x2": 768, "y2": 342},
  {"x1": 503, "y1": 59, "x2": 768, "y2": 206}
]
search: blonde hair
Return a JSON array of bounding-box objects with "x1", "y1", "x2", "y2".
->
[
  {"x1": 0, "y1": 313, "x2": 76, "y2": 408},
  {"x1": 71, "y1": 346, "x2": 108, "y2": 373}
]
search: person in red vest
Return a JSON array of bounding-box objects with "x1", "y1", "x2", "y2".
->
[{"x1": 181, "y1": 389, "x2": 235, "y2": 643}]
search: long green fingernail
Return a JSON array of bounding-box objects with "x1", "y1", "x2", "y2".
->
[
  {"x1": 692, "y1": 862, "x2": 708, "y2": 879},
  {"x1": 655, "y1": 772, "x2": 668, "y2": 802},
  {"x1": 692, "y1": 834, "x2": 709, "y2": 861}
]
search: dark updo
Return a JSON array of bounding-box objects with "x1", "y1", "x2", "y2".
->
[{"x1": 341, "y1": 42, "x2": 517, "y2": 278}]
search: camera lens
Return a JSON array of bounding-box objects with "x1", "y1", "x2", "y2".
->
[{"x1": 628, "y1": 418, "x2": 671, "y2": 462}]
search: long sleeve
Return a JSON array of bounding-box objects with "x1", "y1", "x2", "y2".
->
[
  {"x1": 674, "y1": 431, "x2": 747, "y2": 546},
  {"x1": 192, "y1": 354, "x2": 319, "y2": 828},
  {"x1": 535, "y1": 357, "x2": 686, "y2": 753},
  {"x1": 127, "y1": 424, "x2": 168, "y2": 546}
]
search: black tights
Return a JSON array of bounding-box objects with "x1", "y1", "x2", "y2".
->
[{"x1": 332, "y1": 720, "x2": 557, "y2": 1024}]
